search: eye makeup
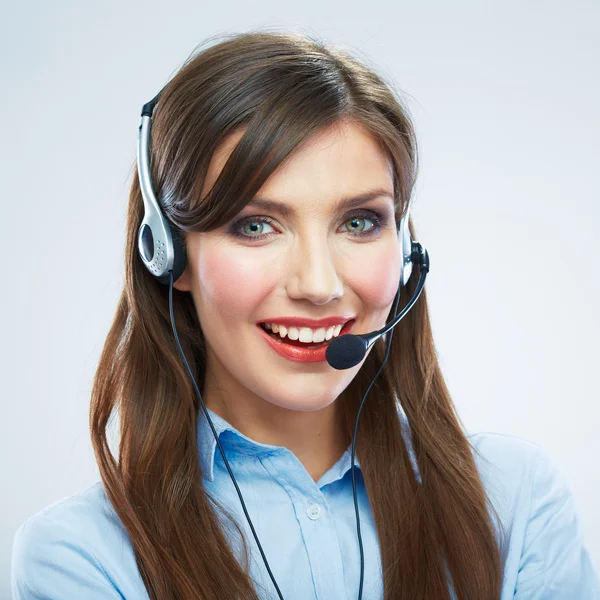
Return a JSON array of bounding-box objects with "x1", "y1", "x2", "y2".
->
[{"x1": 228, "y1": 208, "x2": 388, "y2": 242}]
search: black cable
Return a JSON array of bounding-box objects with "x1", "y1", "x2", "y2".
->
[{"x1": 167, "y1": 270, "x2": 285, "y2": 600}]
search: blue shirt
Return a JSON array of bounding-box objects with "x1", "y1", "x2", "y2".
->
[{"x1": 12, "y1": 407, "x2": 600, "y2": 599}]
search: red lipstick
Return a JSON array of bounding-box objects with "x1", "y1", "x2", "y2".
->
[
  {"x1": 258, "y1": 316, "x2": 353, "y2": 328},
  {"x1": 256, "y1": 319, "x2": 356, "y2": 363}
]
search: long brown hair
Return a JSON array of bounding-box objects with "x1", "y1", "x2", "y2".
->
[{"x1": 90, "y1": 29, "x2": 507, "y2": 599}]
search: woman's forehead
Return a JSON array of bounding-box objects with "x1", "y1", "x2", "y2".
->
[{"x1": 202, "y1": 121, "x2": 393, "y2": 213}]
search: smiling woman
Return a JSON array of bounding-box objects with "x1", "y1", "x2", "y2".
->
[
  {"x1": 171, "y1": 119, "x2": 403, "y2": 391},
  {"x1": 11, "y1": 29, "x2": 600, "y2": 600}
]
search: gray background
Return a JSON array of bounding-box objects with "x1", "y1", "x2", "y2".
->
[{"x1": 1, "y1": 1, "x2": 599, "y2": 597}]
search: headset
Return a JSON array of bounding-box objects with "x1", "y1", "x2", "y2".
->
[{"x1": 136, "y1": 89, "x2": 430, "y2": 600}]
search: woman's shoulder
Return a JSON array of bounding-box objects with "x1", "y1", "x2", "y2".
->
[
  {"x1": 13, "y1": 480, "x2": 123, "y2": 551},
  {"x1": 17, "y1": 479, "x2": 111, "y2": 523},
  {"x1": 11, "y1": 481, "x2": 144, "y2": 599},
  {"x1": 464, "y1": 429, "x2": 584, "y2": 525},
  {"x1": 466, "y1": 430, "x2": 600, "y2": 598},
  {"x1": 467, "y1": 430, "x2": 545, "y2": 491},
  {"x1": 465, "y1": 430, "x2": 567, "y2": 538}
]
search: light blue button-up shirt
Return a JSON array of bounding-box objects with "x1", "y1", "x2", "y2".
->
[{"x1": 12, "y1": 407, "x2": 600, "y2": 599}]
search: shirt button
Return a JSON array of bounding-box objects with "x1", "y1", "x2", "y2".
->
[{"x1": 307, "y1": 503, "x2": 321, "y2": 520}]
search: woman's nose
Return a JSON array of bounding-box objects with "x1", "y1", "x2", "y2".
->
[{"x1": 284, "y1": 240, "x2": 344, "y2": 305}]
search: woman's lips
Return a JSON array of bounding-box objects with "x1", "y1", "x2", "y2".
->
[{"x1": 257, "y1": 319, "x2": 356, "y2": 363}]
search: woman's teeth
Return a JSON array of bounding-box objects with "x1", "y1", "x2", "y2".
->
[{"x1": 262, "y1": 322, "x2": 344, "y2": 344}]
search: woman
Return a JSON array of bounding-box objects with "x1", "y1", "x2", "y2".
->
[{"x1": 12, "y1": 30, "x2": 600, "y2": 600}]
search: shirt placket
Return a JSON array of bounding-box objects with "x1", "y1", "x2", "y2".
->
[{"x1": 262, "y1": 451, "x2": 349, "y2": 600}]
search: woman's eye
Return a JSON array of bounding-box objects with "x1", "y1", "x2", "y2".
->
[
  {"x1": 239, "y1": 219, "x2": 276, "y2": 238},
  {"x1": 230, "y1": 210, "x2": 383, "y2": 241},
  {"x1": 340, "y1": 215, "x2": 377, "y2": 234}
]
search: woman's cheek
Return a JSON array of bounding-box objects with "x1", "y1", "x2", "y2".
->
[
  {"x1": 196, "y1": 248, "x2": 277, "y2": 319},
  {"x1": 349, "y1": 246, "x2": 402, "y2": 313}
]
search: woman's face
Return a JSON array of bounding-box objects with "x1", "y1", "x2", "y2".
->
[{"x1": 174, "y1": 120, "x2": 402, "y2": 413}]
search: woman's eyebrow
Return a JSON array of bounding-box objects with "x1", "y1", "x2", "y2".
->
[{"x1": 246, "y1": 188, "x2": 395, "y2": 217}]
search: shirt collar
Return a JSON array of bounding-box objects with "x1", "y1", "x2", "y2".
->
[
  {"x1": 197, "y1": 407, "x2": 297, "y2": 482},
  {"x1": 196, "y1": 405, "x2": 416, "y2": 483}
]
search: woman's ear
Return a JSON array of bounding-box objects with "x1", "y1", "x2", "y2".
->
[{"x1": 172, "y1": 267, "x2": 192, "y2": 292}]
